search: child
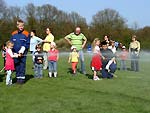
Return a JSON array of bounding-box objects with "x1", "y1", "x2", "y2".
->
[
  {"x1": 91, "y1": 38, "x2": 102, "y2": 80},
  {"x1": 48, "y1": 42, "x2": 59, "y2": 78},
  {"x1": 33, "y1": 44, "x2": 44, "y2": 78},
  {"x1": 30, "y1": 30, "x2": 43, "y2": 68},
  {"x1": 1, "y1": 44, "x2": 6, "y2": 69},
  {"x1": 68, "y1": 46, "x2": 79, "y2": 75},
  {"x1": 5, "y1": 41, "x2": 18, "y2": 85},
  {"x1": 119, "y1": 46, "x2": 128, "y2": 70}
]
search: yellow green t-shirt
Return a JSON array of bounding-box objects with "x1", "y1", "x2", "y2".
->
[
  {"x1": 43, "y1": 34, "x2": 54, "y2": 52},
  {"x1": 66, "y1": 33, "x2": 87, "y2": 51},
  {"x1": 69, "y1": 52, "x2": 79, "y2": 62}
]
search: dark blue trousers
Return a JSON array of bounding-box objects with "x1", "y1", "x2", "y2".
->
[
  {"x1": 14, "y1": 57, "x2": 26, "y2": 82},
  {"x1": 101, "y1": 63, "x2": 117, "y2": 78}
]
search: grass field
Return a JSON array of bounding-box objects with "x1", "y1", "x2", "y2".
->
[{"x1": 0, "y1": 52, "x2": 150, "y2": 113}]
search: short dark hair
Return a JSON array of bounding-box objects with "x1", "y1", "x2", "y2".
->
[
  {"x1": 35, "y1": 44, "x2": 42, "y2": 50},
  {"x1": 31, "y1": 30, "x2": 36, "y2": 36},
  {"x1": 101, "y1": 41, "x2": 107, "y2": 45},
  {"x1": 17, "y1": 19, "x2": 24, "y2": 25}
]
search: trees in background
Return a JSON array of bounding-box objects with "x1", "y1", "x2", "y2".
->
[{"x1": 0, "y1": 0, "x2": 150, "y2": 49}]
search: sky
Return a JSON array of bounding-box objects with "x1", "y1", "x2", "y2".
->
[{"x1": 5, "y1": 0, "x2": 150, "y2": 28}]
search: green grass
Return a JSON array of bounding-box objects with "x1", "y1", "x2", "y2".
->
[{"x1": 0, "y1": 52, "x2": 150, "y2": 113}]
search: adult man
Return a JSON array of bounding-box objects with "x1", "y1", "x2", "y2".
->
[
  {"x1": 10, "y1": 19, "x2": 30, "y2": 84},
  {"x1": 101, "y1": 41, "x2": 117, "y2": 78},
  {"x1": 64, "y1": 27, "x2": 87, "y2": 74},
  {"x1": 43, "y1": 28, "x2": 54, "y2": 70},
  {"x1": 129, "y1": 35, "x2": 140, "y2": 72}
]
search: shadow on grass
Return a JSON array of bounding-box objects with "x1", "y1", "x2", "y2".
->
[
  {"x1": 117, "y1": 67, "x2": 132, "y2": 71},
  {"x1": 85, "y1": 72, "x2": 103, "y2": 80},
  {"x1": 12, "y1": 74, "x2": 34, "y2": 84},
  {"x1": 25, "y1": 74, "x2": 34, "y2": 83},
  {"x1": 67, "y1": 68, "x2": 73, "y2": 74},
  {"x1": 0, "y1": 73, "x2": 6, "y2": 82},
  {"x1": 85, "y1": 73, "x2": 93, "y2": 80}
]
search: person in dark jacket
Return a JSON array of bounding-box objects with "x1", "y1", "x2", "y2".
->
[
  {"x1": 101, "y1": 41, "x2": 117, "y2": 78},
  {"x1": 10, "y1": 19, "x2": 30, "y2": 84}
]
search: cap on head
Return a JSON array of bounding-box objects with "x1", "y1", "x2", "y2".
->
[
  {"x1": 71, "y1": 46, "x2": 77, "y2": 50},
  {"x1": 51, "y1": 42, "x2": 56, "y2": 47},
  {"x1": 122, "y1": 46, "x2": 126, "y2": 49}
]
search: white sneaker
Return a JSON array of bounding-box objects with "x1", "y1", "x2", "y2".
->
[
  {"x1": 93, "y1": 76, "x2": 100, "y2": 81},
  {"x1": 49, "y1": 72, "x2": 52, "y2": 78}
]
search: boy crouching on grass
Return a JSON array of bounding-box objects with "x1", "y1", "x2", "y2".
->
[
  {"x1": 101, "y1": 41, "x2": 117, "y2": 78},
  {"x1": 33, "y1": 45, "x2": 44, "y2": 78},
  {"x1": 48, "y1": 42, "x2": 59, "y2": 78}
]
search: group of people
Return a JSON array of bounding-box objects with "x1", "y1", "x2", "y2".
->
[{"x1": 1, "y1": 19, "x2": 141, "y2": 85}]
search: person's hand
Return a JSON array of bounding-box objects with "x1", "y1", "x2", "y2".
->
[
  {"x1": 14, "y1": 53, "x2": 19, "y2": 58},
  {"x1": 81, "y1": 45, "x2": 85, "y2": 49},
  {"x1": 18, "y1": 53, "x2": 23, "y2": 57},
  {"x1": 102, "y1": 56, "x2": 106, "y2": 60}
]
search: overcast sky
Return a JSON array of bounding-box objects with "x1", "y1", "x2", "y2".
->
[{"x1": 5, "y1": 0, "x2": 150, "y2": 28}]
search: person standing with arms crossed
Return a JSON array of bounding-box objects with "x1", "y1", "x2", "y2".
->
[
  {"x1": 43, "y1": 28, "x2": 54, "y2": 70},
  {"x1": 10, "y1": 19, "x2": 30, "y2": 84},
  {"x1": 64, "y1": 27, "x2": 87, "y2": 74}
]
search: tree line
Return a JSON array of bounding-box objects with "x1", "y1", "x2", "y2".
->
[{"x1": 0, "y1": 0, "x2": 150, "y2": 50}]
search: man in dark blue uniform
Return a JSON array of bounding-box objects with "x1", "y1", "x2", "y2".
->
[{"x1": 10, "y1": 19, "x2": 30, "y2": 84}]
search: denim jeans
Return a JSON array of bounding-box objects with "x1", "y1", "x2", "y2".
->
[
  {"x1": 130, "y1": 53, "x2": 139, "y2": 71},
  {"x1": 48, "y1": 61, "x2": 57, "y2": 72},
  {"x1": 6, "y1": 70, "x2": 12, "y2": 85},
  {"x1": 120, "y1": 60, "x2": 127, "y2": 70},
  {"x1": 43, "y1": 52, "x2": 48, "y2": 69},
  {"x1": 34, "y1": 63, "x2": 43, "y2": 78},
  {"x1": 78, "y1": 50, "x2": 86, "y2": 74}
]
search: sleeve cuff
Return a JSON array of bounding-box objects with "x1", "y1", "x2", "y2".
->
[{"x1": 19, "y1": 46, "x2": 25, "y2": 54}]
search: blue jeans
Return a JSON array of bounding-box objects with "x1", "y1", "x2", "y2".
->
[
  {"x1": 6, "y1": 70, "x2": 12, "y2": 85},
  {"x1": 48, "y1": 61, "x2": 57, "y2": 72},
  {"x1": 130, "y1": 53, "x2": 139, "y2": 71},
  {"x1": 43, "y1": 52, "x2": 48, "y2": 69},
  {"x1": 79, "y1": 50, "x2": 86, "y2": 74},
  {"x1": 120, "y1": 60, "x2": 127, "y2": 70},
  {"x1": 34, "y1": 63, "x2": 43, "y2": 78}
]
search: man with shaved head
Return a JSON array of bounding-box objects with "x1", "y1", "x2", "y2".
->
[{"x1": 65, "y1": 27, "x2": 87, "y2": 75}]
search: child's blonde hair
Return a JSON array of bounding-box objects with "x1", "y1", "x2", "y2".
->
[
  {"x1": 51, "y1": 42, "x2": 57, "y2": 48},
  {"x1": 92, "y1": 38, "x2": 100, "y2": 50},
  {"x1": 6, "y1": 41, "x2": 14, "y2": 48}
]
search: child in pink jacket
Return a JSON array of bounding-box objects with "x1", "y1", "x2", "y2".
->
[{"x1": 5, "y1": 41, "x2": 18, "y2": 85}]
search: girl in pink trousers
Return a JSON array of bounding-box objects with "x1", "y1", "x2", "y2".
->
[{"x1": 5, "y1": 41, "x2": 18, "y2": 85}]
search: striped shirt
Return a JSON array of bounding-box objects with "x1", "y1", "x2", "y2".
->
[{"x1": 66, "y1": 32, "x2": 87, "y2": 50}]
